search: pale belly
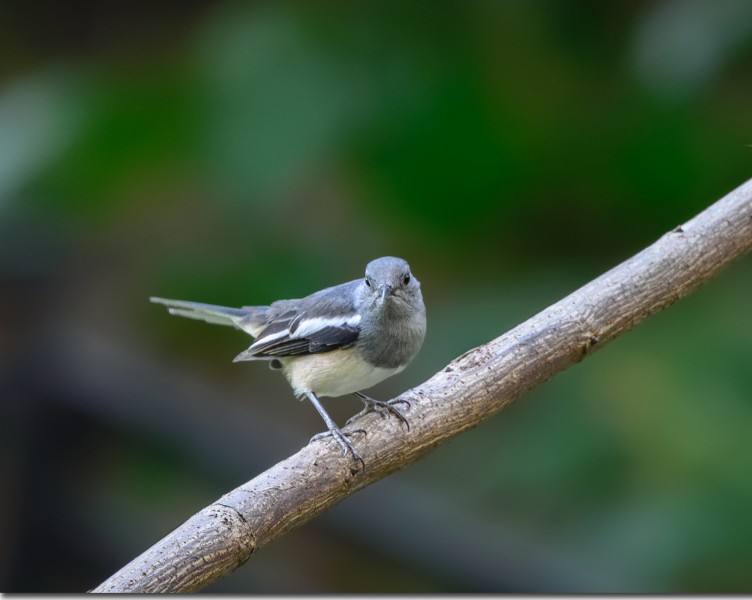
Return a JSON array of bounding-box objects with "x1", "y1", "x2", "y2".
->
[{"x1": 281, "y1": 349, "x2": 404, "y2": 397}]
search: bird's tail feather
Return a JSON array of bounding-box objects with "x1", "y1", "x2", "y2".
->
[{"x1": 150, "y1": 297, "x2": 250, "y2": 328}]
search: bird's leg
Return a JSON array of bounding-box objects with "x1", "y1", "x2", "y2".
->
[
  {"x1": 346, "y1": 391, "x2": 411, "y2": 431},
  {"x1": 305, "y1": 392, "x2": 365, "y2": 468}
]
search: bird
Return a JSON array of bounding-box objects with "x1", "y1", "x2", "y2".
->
[{"x1": 150, "y1": 256, "x2": 427, "y2": 464}]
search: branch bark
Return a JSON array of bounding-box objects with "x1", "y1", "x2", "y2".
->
[{"x1": 92, "y1": 179, "x2": 752, "y2": 593}]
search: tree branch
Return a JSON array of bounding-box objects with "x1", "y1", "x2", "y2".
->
[{"x1": 92, "y1": 179, "x2": 752, "y2": 593}]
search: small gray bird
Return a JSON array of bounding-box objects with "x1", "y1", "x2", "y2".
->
[{"x1": 151, "y1": 256, "x2": 426, "y2": 463}]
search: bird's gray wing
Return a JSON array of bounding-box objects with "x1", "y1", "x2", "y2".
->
[{"x1": 234, "y1": 280, "x2": 362, "y2": 361}]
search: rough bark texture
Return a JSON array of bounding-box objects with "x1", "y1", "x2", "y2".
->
[{"x1": 92, "y1": 179, "x2": 752, "y2": 593}]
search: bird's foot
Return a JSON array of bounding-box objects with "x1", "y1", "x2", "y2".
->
[
  {"x1": 346, "y1": 392, "x2": 411, "y2": 431},
  {"x1": 310, "y1": 427, "x2": 366, "y2": 469}
]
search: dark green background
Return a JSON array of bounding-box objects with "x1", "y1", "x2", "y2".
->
[{"x1": 2, "y1": 0, "x2": 752, "y2": 592}]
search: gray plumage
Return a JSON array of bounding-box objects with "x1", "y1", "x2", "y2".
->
[{"x1": 150, "y1": 256, "x2": 427, "y2": 464}]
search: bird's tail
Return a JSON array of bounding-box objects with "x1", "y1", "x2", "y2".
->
[{"x1": 150, "y1": 297, "x2": 263, "y2": 333}]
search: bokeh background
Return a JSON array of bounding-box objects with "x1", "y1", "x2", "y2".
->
[{"x1": 2, "y1": 0, "x2": 752, "y2": 593}]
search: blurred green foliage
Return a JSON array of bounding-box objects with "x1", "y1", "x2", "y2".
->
[{"x1": 1, "y1": 0, "x2": 751, "y2": 593}]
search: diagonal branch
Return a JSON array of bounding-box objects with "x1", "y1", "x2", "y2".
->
[{"x1": 92, "y1": 178, "x2": 752, "y2": 593}]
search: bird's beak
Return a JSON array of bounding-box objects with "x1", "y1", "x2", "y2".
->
[{"x1": 378, "y1": 284, "x2": 393, "y2": 303}]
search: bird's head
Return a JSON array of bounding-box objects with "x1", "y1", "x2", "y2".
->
[{"x1": 363, "y1": 256, "x2": 421, "y2": 307}]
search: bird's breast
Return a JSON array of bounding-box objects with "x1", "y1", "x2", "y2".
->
[{"x1": 357, "y1": 308, "x2": 426, "y2": 369}]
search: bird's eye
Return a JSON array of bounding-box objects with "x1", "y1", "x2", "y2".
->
[
  {"x1": 403, "y1": 273, "x2": 411, "y2": 285},
  {"x1": 365, "y1": 277, "x2": 371, "y2": 287}
]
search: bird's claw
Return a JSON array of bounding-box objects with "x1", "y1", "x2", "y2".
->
[
  {"x1": 310, "y1": 427, "x2": 366, "y2": 469},
  {"x1": 347, "y1": 394, "x2": 411, "y2": 431}
]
